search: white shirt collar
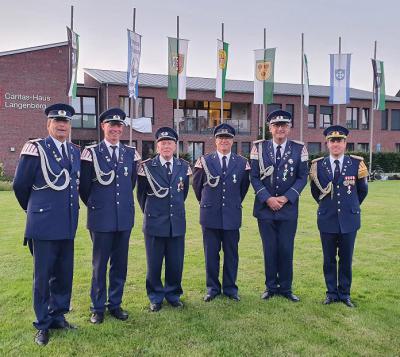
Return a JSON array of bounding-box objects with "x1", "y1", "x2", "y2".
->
[
  {"x1": 159, "y1": 155, "x2": 174, "y2": 168},
  {"x1": 217, "y1": 151, "x2": 231, "y2": 164},
  {"x1": 104, "y1": 139, "x2": 120, "y2": 149},
  {"x1": 50, "y1": 136, "x2": 67, "y2": 154},
  {"x1": 272, "y1": 139, "x2": 287, "y2": 153},
  {"x1": 329, "y1": 155, "x2": 345, "y2": 169}
]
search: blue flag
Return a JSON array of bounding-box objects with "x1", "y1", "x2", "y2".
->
[{"x1": 127, "y1": 30, "x2": 142, "y2": 99}]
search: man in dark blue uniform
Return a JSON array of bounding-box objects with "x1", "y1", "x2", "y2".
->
[
  {"x1": 13, "y1": 103, "x2": 80, "y2": 346},
  {"x1": 137, "y1": 127, "x2": 191, "y2": 312},
  {"x1": 192, "y1": 123, "x2": 250, "y2": 302},
  {"x1": 79, "y1": 108, "x2": 140, "y2": 323},
  {"x1": 250, "y1": 110, "x2": 308, "y2": 302},
  {"x1": 310, "y1": 125, "x2": 368, "y2": 307}
]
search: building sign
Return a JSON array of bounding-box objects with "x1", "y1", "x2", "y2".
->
[{"x1": 0, "y1": 89, "x2": 51, "y2": 110}]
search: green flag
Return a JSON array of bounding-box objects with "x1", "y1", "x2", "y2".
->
[
  {"x1": 67, "y1": 27, "x2": 79, "y2": 98},
  {"x1": 216, "y1": 40, "x2": 229, "y2": 99},
  {"x1": 168, "y1": 37, "x2": 189, "y2": 100},
  {"x1": 372, "y1": 59, "x2": 385, "y2": 110},
  {"x1": 254, "y1": 48, "x2": 276, "y2": 104}
]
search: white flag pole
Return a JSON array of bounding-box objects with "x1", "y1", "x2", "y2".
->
[
  {"x1": 220, "y1": 22, "x2": 224, "y2": 125},
  {"x1": 129, "y1": 8, "x2": 137, "y2": 147},
  {"x1": 369, "y1": 40, "x2": 377, "y2": 176},
  {"x1": 336, "y1": 36, "x2": 342, "y2": 124},
  {"x1": 68, "y1": 5, "x2": 74, "y2": 143},
  {"x1": 176, "y1": 15, "x2": 180, "y2": 158},
  {"x1": 300, "y1": 33, "x2": 304, "y2": 142},
  {"x1": 262, "y1": 28, "x2": 266, "y2": 140}
]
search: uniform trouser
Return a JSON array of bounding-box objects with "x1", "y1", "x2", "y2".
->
[
  {"x1": 257, "y1": 219, "x2": 298, "y2": 294},
  {"x1": 320, "y1": 231, "x2": 357, "y2": 300},
  {"x1": 32, "y1": 239, "x2": 74, "y2": 331},
  {"x1": 90, "y1": 230, "x2": 131, "y2": 313},
  {"x1": 144, "y1": 234, "x2": 185, "y2": 304},
  {"x1": 202, "y1": 227, "x2": 240, "y2": 297}
]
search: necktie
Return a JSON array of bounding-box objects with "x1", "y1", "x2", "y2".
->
[
  {"x1": 110, "y1": 145, "x2": 118, "y2": 167},
  {"x1": 61, "y1": 143, "x2": 71, "y2": 170},
  {"x1": 222, "y1": 156, "x2": 227, "y2": 177},
  {"x1": 165, "y1": 162, "x2": 172, "y2": 181},
  {"x1": 275, "y1": 145, "x2": 282, "y2": 166},
  {"x1": 333, "y1": 159, "x2": 340, "y2": 183}
]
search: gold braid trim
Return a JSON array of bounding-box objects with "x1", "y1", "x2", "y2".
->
[
  {"x1": 310, "y1": 161, "x2": 332, "y2": 200},
  {"x1": 358, "y1": 160, "x2": 369, "y2": 179}
]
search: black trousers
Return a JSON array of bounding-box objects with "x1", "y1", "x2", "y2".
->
[
  {"x1": 90, "y1": 230, "x2": 131, "y2": 313},
  {"x1": 257, "y1": 219, "x2": 298, "y2": 294},
  {"x1": 202, "y1": 227, "x2": 240, "y2": 297},
  {"x1": 320, "y1": 231, "x2": 357, "y2": 300},
  {"x1": 32, "y1": 239, "x2": 74, "y2": 330},
  {"x1": 144, "y1": 234, "x2": 185, "y2": 304}
]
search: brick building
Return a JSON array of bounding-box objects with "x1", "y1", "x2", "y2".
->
[{"x1": 1, "y1": 41, "x2": 400, "y2": 176}]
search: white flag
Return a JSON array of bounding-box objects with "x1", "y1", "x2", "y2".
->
[
  {"x1": 124, "y1": 117, "x2": 152, "y2": 133},
  {"x1": 168, "y1": 38, "x2": 189, "y2": 100},
  {"x1": 329, "y1": 53, "x2": 351, "y2": 104},
  {"x1": 127, "y1": 30, "x2": 142, "y2": 99},
  {"x1": 303, "y1": 54, "x2": 310, "y2": 107}
]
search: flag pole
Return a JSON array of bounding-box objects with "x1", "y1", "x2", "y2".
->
[
  {"x1": 129, "y1": 7, "x2": 136, "y2": 147},
  {"x1": 69, "y1": 5, "x2": 74, "y2": 142},
  {"x1": 369, "y1": 40, "x2": 377, "y2": 176},
  {"x1": 220, "y1": 22, "x2": 224, "y2": 125},
  {"x1": 176, "y1": 15, "x2": 180, "y2": 158},
  {"x1": 300, "y1": 33, "x2": 304, "y2": 142},
  {"x1": 262, "y1": 27, "x2": 266, "y2": 140},
  {"x1": 336, "y1": 36, "x2": 341, "y2": 124}
]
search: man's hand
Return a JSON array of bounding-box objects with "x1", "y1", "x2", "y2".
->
[
  {"x1": 276, "y1": 196, "x2": 288, "y2": 205},
  {"x1": 266, "y1": 197, "x2": 283, "y2": 211}
]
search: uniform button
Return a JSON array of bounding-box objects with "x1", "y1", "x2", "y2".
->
[
  {"x1": 70, "y1": 186, "x2": 73, "y2": 189},
  {"x1": 276, "y1": 186, "x2": 279, "y2": 189},
  {"x1": 222, "y1": 196, "x2": 225, "y2": 199},
  {"x1": 117, "y1": 184, "x2": 120, "y2": 187},
  {"x1": 117, "y1": 193, "x2": 120, "y2": 196},
  {"x1": 170, "y1": 186, "x2": 172, "y2": 189},
  {"x1": 338, "y1": 201, "x2": 341, "y2": 204},
  {"x1": 92, "y1": 206, "x2": 95, "y2": 209},
  {"x1": 276, "y1": 194, "x2": 278, "y2": 196},
  {"x1": 337, "y1": 193, "x2": 340, "y2": 196},
  {"x1": 222, "y1": 203, "x2": 225, "y2": 206},
  {"x1": 338, "y1": 208, "x2": 341, "y2": 212},
  {"x1": 170, "y1": 213, "x2": 173, "y2": 216},
  {"x1": 223, "y1": 182, "x2": 226, "y2": 185},
  {"x1": 171, "y1": 195, "x2": 173, "y2": 198},
  {"x1": 170, "y1": 204, "x2": 173, "y2": 207},
  {"x1": 117, "y1": 202, "x2": 120, "y2": 205},
  {"x1": 337, "y1": 185, "x2": 340, "y2": 189},
  {"x1": 116, "y1": 175, "x2": 119, "y2": 178},
  {"x1": 39, "y1": 208, "x2": 43, "y2": 212},
  {"x1": 223, "y1": 189, "x2": 226, "y2": 192},
  {"x1": 70, "y1": 204, "x2": 73, "y2": 207},
  {"x1": 70, "y1": 195, "x2": 73, "y2": 198}
]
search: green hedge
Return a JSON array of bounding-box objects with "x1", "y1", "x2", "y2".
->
[{"x1": 308, "y1": 152, "x2": 400, "y2": 172}]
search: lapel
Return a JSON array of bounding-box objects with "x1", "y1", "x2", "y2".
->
[
  {"x1": 98, "y1": 141, "x2": 115, "y2": 170},
  {"x1": 67, "y1": 142, "x2": 77, "y2": 173},
  {"x1": 44, "y1": 136, "x2": 65, "y2": 170},
  {"x1": 265, "y1": 141, "x2": 275, "y2": 167},
  {"x1": 278, "y1": 141, "x2": 292, "y2": 169},
  {"x1": 339, "y1": 156, "x2": 352, "y2": 184},
  {"x1": 322, "y1": 157, "x2": 333, "y2": 181},
  {"x1": 171, "y1": 156, "x2": 183, "y2": 184},
  {"x1": 226, "y1": 153, "x2": 238, "y2": 177},
  {"x1": 117, "y1": 144, "x2": 126, "y2": 170},
  {"x1": 152, "y1": 155, "x2": 170, "y2": 185},
  {"x1": 210, "y1": 152, "x2": 222, "y2": 176}
]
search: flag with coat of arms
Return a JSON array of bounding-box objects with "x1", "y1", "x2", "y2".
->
[
  {"x1": 254, "y1": 48, "x2": 276, "y2": 105},
  {"x1": 216, "y1": 40, "x2": 229, "y2": 99},
  {"x1": 329, "y1": 53, "x2": 351, "y2": 104},
  {"x1": 168, "y1": 37, "x2": 189, "y2": 100}
]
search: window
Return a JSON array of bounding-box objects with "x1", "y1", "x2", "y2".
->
[
  {"x1": 395, "y1": 143, "x2": 400, "y2": 152},
  {"x1": 188, "y1": 142, "x2": 204, "y2": 163},
  {"x1": 142, "y1": 141, "x2": 155, "y2": 160},
  {"x1": 286, "y1": 104, "x2": 294, "y2": 127},
  {"x1": 361, "y1": 108, "x2": 369, "y2": 130},
  {"x1": 242, "y1": 142, "x2": 251, "y2": 157},
  {"x1": 346, "y1": 107, "x2": 358, "y2": 129},
  {"x1": 307, "y1": 142, "x2": 321, "y2": 154},
  {"x1": 381, "y1": 109, "x2": 389, "y2": 130},
  {"x1": 72, "y1": 139, "x2": 97, "y2": 150},
  {"x1": 232, "y1": 142, "x2": 238, "y2": 154},
  {"x1": 71, "y1": 96, "x2": 97, "y2": 129},
  {"x1": 119, "y1": 97, "x2": 154, "y2": 124},
  {"x1": 391, "y1": 109, "x2": 400, "y2": 130},
  {"x1": 308, "y1": 105, "x2": 316, "y2": 128},
  {"x1": 320, "y1": 106, "x2": 333, "y2": 128},
  {"x1": 267, "y1": 103, "x2": 282, "y2": 116},
  {"x1": 347, "y1": 143, "x2": 355, "y2": 152},
  {"x1": 357, "y1": 143, "x2": 369, "y2": 152}
]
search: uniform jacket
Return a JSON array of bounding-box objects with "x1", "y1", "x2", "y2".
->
[
  {"x1": 310, "y1": 155, "x2": 368, "y2": 234},
  {"x1": 13, "y1": 136, "x2": 81, "y2": 240},
  {"x1": 79, "y1": 141, "x2": 140, "y2": 232},
  {"x1": 137, "y1": 155, "x2": 191, "y2": 237},
  {"x1": 192, "y1": 152, "x2": 250, "y2": 230},
  {"x1": 250, "y1": 139, "x2": 308, "y2": 220}
]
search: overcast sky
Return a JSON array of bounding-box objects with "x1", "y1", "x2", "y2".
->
[{"x1": 1, "y1": 0, "x2": 399, "y2": 95}]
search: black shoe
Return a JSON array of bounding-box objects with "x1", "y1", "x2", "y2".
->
[
  {"x1": 282, "y1": 293, "x2": 300, "y2": 302},
  {"x1": 261, "y1": 291, "x2": 275, "y2": 300},
  {"x1": 34, "y1": 330, "x2": 49, "y2": 346},
  {"x1": 341, "y1": 297, "x2": 355, "y2": 308},
  {"x1": 204, "y1": 294, "x2": 218, "y2": 302},
  {"x1": 323, "y1": 296, "x2": 337, "y2": 305},
  {"x1": 50, "y1": 319, "x2": 77, "y2": 330},
  {"x1": 149, "y1": 302, "x2": 162, "y2": 312},
  {"x1": 109, "y1": 307, "x2": 129, "y2": 321},
  {"x1": 226, "y1": 294, "x2": 240, "y2": 302},
  {"x1": 168, "y1": 300, "x2": 184, "y2": 308},
  {"x1": 90, "y1": 312, "x2": 104, "y2": 324}
]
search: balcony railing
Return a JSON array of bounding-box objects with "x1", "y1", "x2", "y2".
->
[{"x1": 174, "y1": 117, "x2": 251, "y2": 135}]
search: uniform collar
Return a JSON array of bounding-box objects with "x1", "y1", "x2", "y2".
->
[
  {"x1": 329, "y1": 154, "x2": 344, "y2": 167},
  {"x1": 216, "y1": 151, "x2": 231, "y2": 162},
  {"x1": 50, "y1": 135, "x2": 68, "y2": 153},
  {"x1": 272, "y1": 139, "x2": 287, "y2": 152},
  {"x1": 159, "y1": 155, "x2": 174, "y2": 167},
  {"x1": 104, "y1": 139, "x2": 120, "y2": 149}
]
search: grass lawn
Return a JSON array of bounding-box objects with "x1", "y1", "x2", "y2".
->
[{"x1": 0, "y1": 181, "x2": 399, "y2": 356}]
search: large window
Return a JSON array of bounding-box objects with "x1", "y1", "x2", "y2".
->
[
  {"x1": 346, "y1": 107, "x2": 359, "y2": 129},
  {"x1": 391, "y1": 109, "x2": 400, "y2": 130},
  {"x1": 308, "y1": 105, "x2": 316, "y2": 128},
  {"x1": 142, "y1": 141, "x2": 155, "y2": 160},
  {"x1": 188, "y1": 142, "x2": 204, "y2": 163},
  {"x1": 395, "y1": 143, "x2": 400, "y2": 152},
  {"x1": 120, "y1": 97, "x2": 154, "y2": 124},
  {"x1": 307, "y1": 142, "x2": 321, "y2": 154},
  {"x1": 286, "y1": 104, "x2": 294, "y2": 127},
  {"x1": 320, "y1": 106, "x2": 333, "y2": 128},
  {"x1": 267, "y1": 103, "x2": 282, "y2": 116},
  {"x1": 71, "y1": 97, "x2": 97, "y2": 129},
  {"x1": 347, "y1": 143, "x2": 355, "y2": 152},
  {"x1": 241, "y1": 142, "x2": 251, "y2": 157},
  {"x1": 357, "y1": 143, "x2": 369, "y2": 152},
  {"x1": 381, "y1": 109, "x2": 389, "y2": 130},
  {"x1": 361, "y1": 108, "x2": 369, "y2": 130},
  {"x1": 232, "y1": 142, "x2": 238, "y2": 154}
]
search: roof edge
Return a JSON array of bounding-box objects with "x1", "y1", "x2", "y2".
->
[{"x1": 0, "y1": 41, "x2": 69, "y2": 57}]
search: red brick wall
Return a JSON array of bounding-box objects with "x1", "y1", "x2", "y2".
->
[{"x1": 0, "y1": 45, "x2": 69, "y2": 176}]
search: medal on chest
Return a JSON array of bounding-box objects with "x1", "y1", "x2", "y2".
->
[{"x1": 177, "y1": 177, "x2": 184, "y2": 192}]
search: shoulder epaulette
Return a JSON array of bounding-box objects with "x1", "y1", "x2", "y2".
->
[
  {"x1": 85, "y1": 144, "x2": 97, "y2": 149},
  {"x1": 350, "y1": 154, "x2": 364, "y2": 161},
  {"x1": 311, "y1": 157, "x2": 324, "y2": 163},
  {"x1": 29, "y1": 138, "x2": 42, "y2": 143},
  {"x1": 81, "y1": 147, "x2": 93, "y2": 162},
  {"x1": 179, "y1": 158, "x2": 190, "y2": 165},
  {"x1": 291, "y1": 140, "x2": 304, "y2": 145},
  {"x1": 21, "y1": 141, "x2": 39, "y2": 157},
  {"x1": 124, "y1": 144, "x2": 136, "y2": 149},
  {"x1": 253, "y1": 139, "x2": 265, "y2": 144},
  {"x1": 141, "y1": 158, "x2": 152, "y2": 164},
  {"x1": 71, "y1": 142, "x2": 81, "y2": 149}
]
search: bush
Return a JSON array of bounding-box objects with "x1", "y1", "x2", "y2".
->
[
  {"x1": 0, "y1": 181, "x2": 12, "y2": 191},
  {"x1": 308, "y1": 152, "x2": 400, "y2": 172}
]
